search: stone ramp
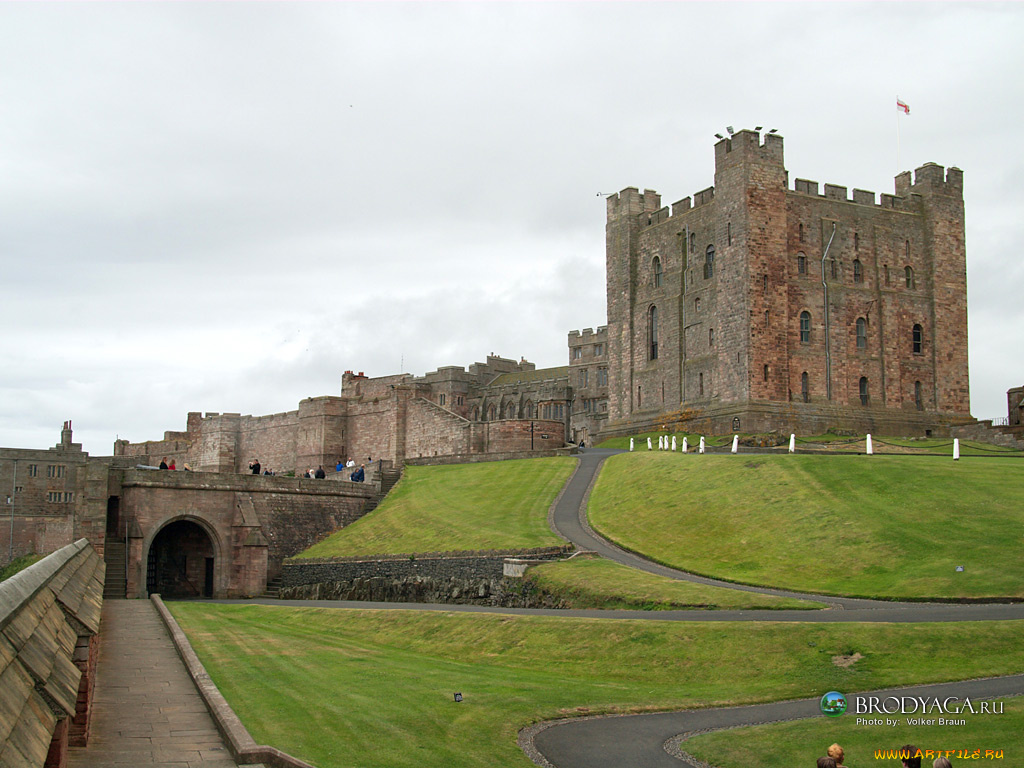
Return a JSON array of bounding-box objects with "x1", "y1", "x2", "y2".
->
[{"x1": 67, "y1": 600, "x2": 247, "y2": 768}]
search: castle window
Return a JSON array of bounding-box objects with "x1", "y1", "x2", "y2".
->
[
  {"x1": 578, "y1": 369, "x2": 589, "y2": 388},
  {"x1": 763, "y1": 274, "x2": 768, "y2": 293},
  {"x1": 597, "y1": 368, "x2": 608, "y2": 387},
  {"x1": 727, "y1": 222, "x2": 732, "y2": 246},
  {"x1": 487, "y1": 404, "x2": 497, "y2": 421},
  {"x1": 765, "y1": 309, "x2": 769, "y2": 328},
  {"x1": 905, "y1": 265, "x2": 915, "y2": 289},
  {"x1": 439, "y1": 394, "x2": 446, "y2": 406},
  {"x1": 854, "y1": 232, "x2": 860, "y2": 251},
  {"x1": 797, "y1": 252, "x2": 807, "y2": 275},
  {"x1": 457, "y1": 395, "x2": 464, "y2": 406},
  {"x1": 853, "y1": 259, "x2": 863, "y2": 284},
  {"x1": 915, "y1": 380, "x2": 923, "y2": 411},
  {"x1": 637, "y1": 385, "x2": 642, "y2": 407},
  {"x1": 689, "y1": 232, "x2": 695, "y2": 253},
  {"x1": 698, "y1": 372, "x2": 704, "y2": 397},
  {"x1": 801, "y1": 372, "x2": 809, "y2": 403},
  {"x1": 525, "y1": 401, "x2": 535, "y2": 418},
  {"x1": 708, "y1": 327, "x2": 715, "y2": 347},
  {"x1": 594, "y1": 343, "x2": 603, "y2": 356},
  {"x1": 913, "y1": 323, "x2": 923, "y2": 355},
  {"x1": 884, "y1": 264, "x2": 890, "y2": 285},
  {"x1": 573, "y1": 347, "x2": 582, "y2": 360},
  {"x1": 830, "y1": 259, "x2": 838, "y2": 280},
  {"x1": 648, "y1": 305, "x2": 659, "y2": 360},
  {"x1": 27, "y1": 464, "x2": 38, "y2": 477},
  {"x1": 763, "y1": 364, "x2": 769, "y2": 382},
  {"x1": 653, "y1": 256, "x2": 663, "y2": 288},
  {"x1": 856, "y1": 317, "x2": 867, "y2": 350},
  {"x1": 694, "y1": 297, "x2": 701, "y2": 314},
  {"x1": 799, "y1": 311, "x2": 811, "y2": 344},
  {"x1": 506, "y1": 402, "x2": 516, "y2": 419},
  {"x1": 46, "y1": 465, "x2": 65, "y2": 479},
  {"x1": 859, "y1": 376, "x2": 870, "y2": 406},
  {"x1": 704, "y1": 245, "x2": 715, "y2": 279},
  {"x1": 471, "y1": 406, "x2": 480, "y2": 420}
]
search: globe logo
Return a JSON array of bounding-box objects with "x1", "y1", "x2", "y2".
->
[{"x1": 820, "y1": 691, "x2": 848, "y2": 717}]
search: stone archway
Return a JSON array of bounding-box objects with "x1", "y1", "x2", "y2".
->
[{"x1": 145, "y1": 519, "x2": 217, "y2": 598}]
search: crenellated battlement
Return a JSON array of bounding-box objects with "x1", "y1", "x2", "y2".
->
[
  {"x1": 607, "y1": 187, "x2": 662, "y2": 221},
  {"x1": 714, "y1": 129, "x2": 785, "y2": 172},
  {"x1": 793, "y1": 161, "x2": 963, "y2": 209},
  {"x1": 568, "y1": 326, "x2": 608, "y2": 340}
]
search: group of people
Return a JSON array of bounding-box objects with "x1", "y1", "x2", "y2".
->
[
  {"x1": 818, "y1": 743, "x2": 950, "y2": 768},
  {"x1": 243, "y1": 457, "x2": 367, "y2": 481},
  {"x1": 158, "y1": 457, "x2": 192, "y2": 471}
]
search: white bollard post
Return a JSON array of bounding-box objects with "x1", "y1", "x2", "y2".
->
[
  {"x1": 682, "y1": 437, "x2": 688, "y2": 453},
  {"x1": 647, "y1": 437, "x2": 652, "y2": 451},
  {"x1": 953, "y1": 438, "x2": 960, "y2": 461},
  {"x1": 866, "y1": 434, "x2": 873, "y2": 455},
  {"x1": 699, "y1": 436, "x2": 705, "y2": 454},
  {"x1": 789, "y1": 434, "x2": 796, "y2": 454},
  {"x1": 630, "y1": 437, "x2": 634, "y2": 452},
  {"x1": 658, "y1": 435, "x2": 664, "y2": 450},
  {"x1": 731, "y1": 435, "x2": 738, "y2": 454},
  {"x1": 671, "y1": 436, "x2": 677, "y2": 451}
]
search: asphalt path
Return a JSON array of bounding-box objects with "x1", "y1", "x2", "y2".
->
[{"x1": 217, "y1": 448, "x2": 1024, "y2": 768}]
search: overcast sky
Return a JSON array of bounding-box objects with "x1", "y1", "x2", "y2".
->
[{"x1": 2, "y1": 2, "x2": 1022, "y2": 456}]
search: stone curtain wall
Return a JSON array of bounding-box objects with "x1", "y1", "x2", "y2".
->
[
  {"x1": 0, "y1": 540, "x2": 103, "y2": 767},
  {"x1": 280, "y1": 547, "x2": 569, "y2": 606}
]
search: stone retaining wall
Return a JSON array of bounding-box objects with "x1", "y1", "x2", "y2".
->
[
  {"x1": 0, "y1": 539, "x2": 104, "y2": 768},
  {"x1": 281, "y1": 547, "x2": 571, "y2": 606}
]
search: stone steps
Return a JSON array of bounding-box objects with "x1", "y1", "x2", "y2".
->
[{"x1": 103, "y1": 540, "x2": 126, "y2": 599}]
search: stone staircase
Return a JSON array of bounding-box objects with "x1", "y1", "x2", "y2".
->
[
  {"x1": 261, "y1": 575, "x2": 282, "y2": 598},
  {"x1": 361, "y1": 467, "x2": 403, "y2": 515},
  {"x1": 103, "y1": 539, "x2": 127, "y2": 599}
]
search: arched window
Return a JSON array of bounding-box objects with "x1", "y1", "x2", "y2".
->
[
  {"x1": 648, "y1": 305, "x2": 659, "y2": 360},
  {"x1": 694, "y1": 297, "x2": 701, "y2": 314},
  {"x1": 652, "y1": 256, "x2": 663, "y2": 288},
  {"x1": 853, "y1": 259, "x2": 863, "y2": 283},
  {"x1": 471, "y1": 406, "x2": 479, "y2": 421},
  {"x1": 524, "y1": 401, "x2": 535, "y2": 419},
  {"x1": 859, "y1": 377, "x2": 869, "y2": 406},
  {"x1": 505, "y1": 402, "x2": 516, "y2": 419},
  {"x1": 799, "y1": 311, "x2": 811, "y2": 344},
  {"x1": 704, "y1": 245, "x2": 715, "y2": 279},
  {"x1": 914, "y1": 381, "x2": 923, "y2": 411},
  {"x1": 801, "y1": 372, "x2": 809, "y2": 403},
  {"x1": 708, "y1": 327, "x2": 715, "y2": 347},
  {"x1": 913, "y1": 323, "x2": 923, "y2": 354},
  {"x1": 487, "y1": 404, "x2": 498, "y2": 421},
  {"x1": 797, "y1": 252, "x2": 807, "y2": 275},
  {"x1": 905, "y1": 265, "x2": 915, "y2": 289},
  {"x1": 763, "y1": 364, "x2": 769, "y2": 382},
  {"x1": 856, "y1": 317, "x2": 867, "y2": 349}
]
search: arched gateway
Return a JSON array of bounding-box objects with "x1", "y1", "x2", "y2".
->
[{"x1": 146, "y1": 518, "x2": 218, "y2": 598}]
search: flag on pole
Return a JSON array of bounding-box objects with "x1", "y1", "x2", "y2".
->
[{"x1": 896, "y1": 98, "x2": 910, "y2": 114}]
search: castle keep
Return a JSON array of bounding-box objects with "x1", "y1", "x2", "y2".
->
[{"x1": 603, "y1": 129, "x2": 971, "y2": 436}]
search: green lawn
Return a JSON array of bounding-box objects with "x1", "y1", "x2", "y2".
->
[
  {"x1": 295, "y1": 457, "x2": 573, "y2": 558},
  {"x1": 525, "y1": 556, "x2": 823, "y2": 610},
  {"x1": 684, "y1": 699, "x2": 1023, "y2": 767},
  {"x1": 588, "y1": 453, "x2": 1024, "y2": 600},
  {"x1": 169, "y1": 603, "x2": 1024, "y2": 768}
]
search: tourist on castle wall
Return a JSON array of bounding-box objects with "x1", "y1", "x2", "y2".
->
[
  {"x1": 168, "y1": 459, "x2": 176, "y2": 470},
  {"x1": 346, "y1": 457, "x2": 355, "y2": 468},
  {"x1": 249, "y1": 459, "x2": 261, "y2": 475},
  {"x1": 335, "y1": 459, "x2": 345, "y2": 472},
  {"x1": 159, "y1": 457, "x2": 168, "y2": 470},
  {"x1": 314, "y1": 466, "x2": 326, "y2": 479}
]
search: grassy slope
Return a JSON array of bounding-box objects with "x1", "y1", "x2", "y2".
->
[
  {"x1": 0, "y1": 553, "x2": 42, "y2": 582},
  {"x1": 296, "y1": 457, "x2": 573, "y2": 558},
  {"x1": 525, "y1": 557, "x2": 822, "y2": 610},
  {"x1": 588, "y1": 453, "x2": 1024, "y2": 600},
  {"x1": 170, "y1": 603, "x2": 1024, "y2": 768}
]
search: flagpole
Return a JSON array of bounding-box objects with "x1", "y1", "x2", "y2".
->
[{"x1": 896, "y1": 95, "x2": 901, "y2": 172}]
